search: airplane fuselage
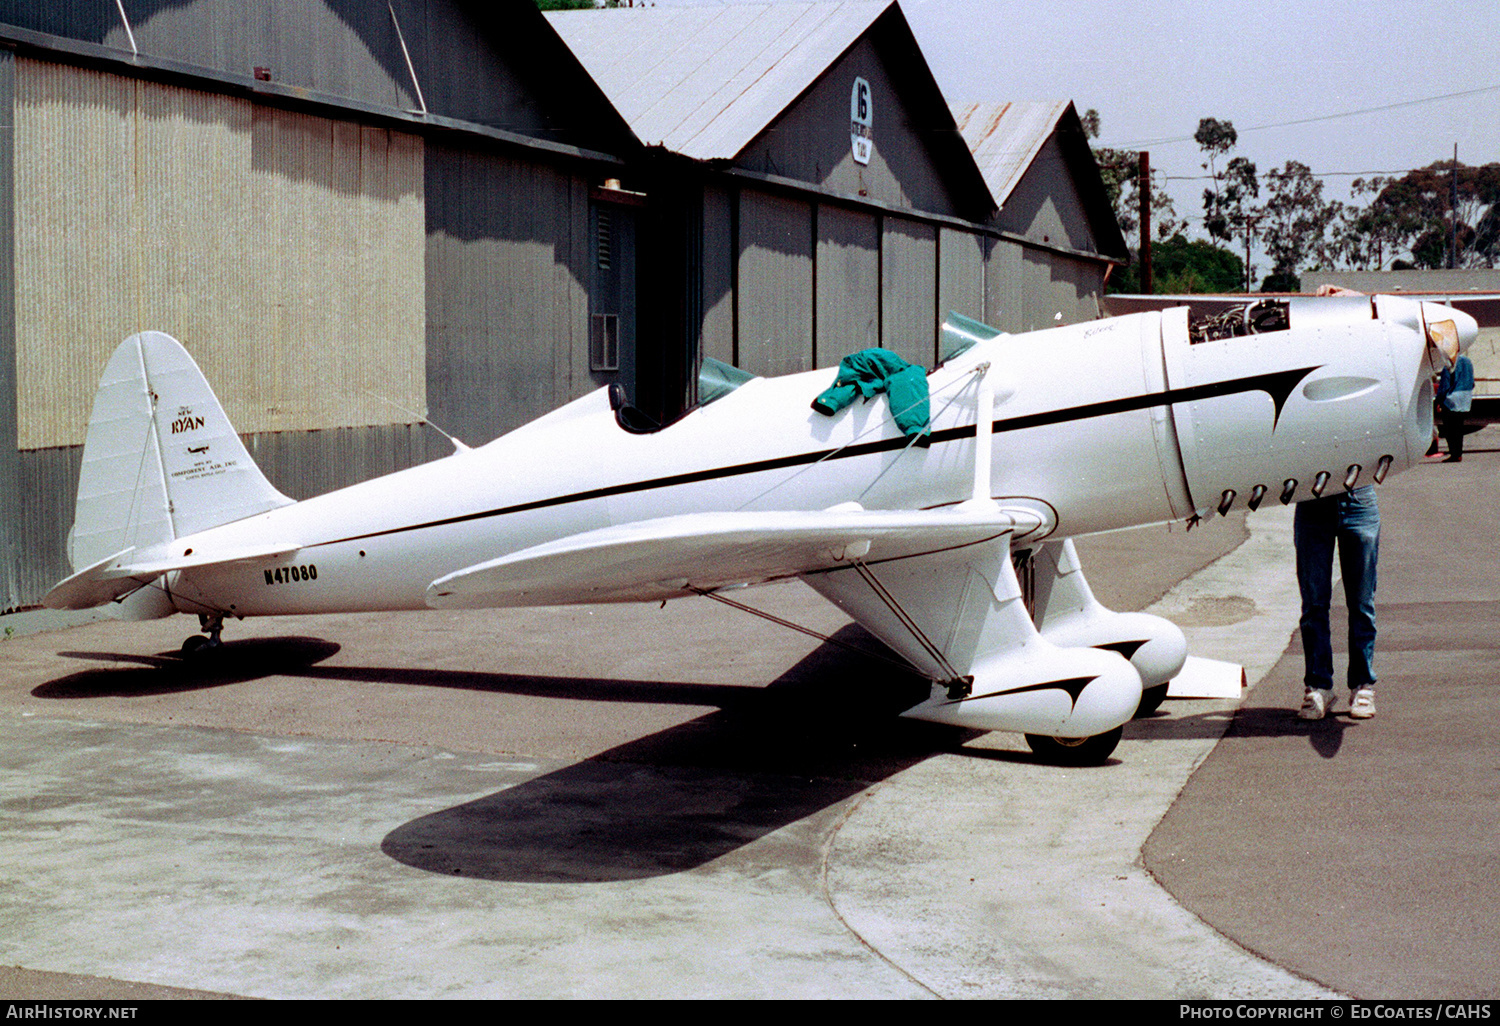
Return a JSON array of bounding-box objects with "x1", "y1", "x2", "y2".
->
[{"x1": 157, "y1": 296, "x2": 1436, "y2": 623}]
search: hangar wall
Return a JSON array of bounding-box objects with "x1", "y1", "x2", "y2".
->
[
  {"x1": 724, "y1": 24, "x2": 985, "y2": 377},
  {"x1": 815, "y1": 204, "x2": 880, "y2": 366},
  {"x1": 424, "y1": 141, "x2": 593, "y2": 448},
  {"x1": 715, "y1": 186, "x2": 999, "y2": 378},
  {"x1": 14, "y1": 58, "x2": 426, "y2": 450},
  {"x1": 0, "y1": 0, "x2": 633, "y2": 611},
  {"x1": 7, "y1": 56, "x2": 430, "y2": 602},
  {"x1": 734, "y1": 35, "x2": 962, "y2": 219},
  {"x1": 995, "y1": 135, "x2": 1094, "y2": 256},
  {"x1": 14, "y1": 0, "x2": 576, "y2": 144},
  {"x1": 938, "y1": 226, "x2": 985, "y2": 331},
  {"x1": 986, "y1": 132, "x2": 1107, "y2": 331},
  {"x1": 736, "y1": 189, "x2": 814, "y2": 379},
  {"x1": 708, "y1": 182, "x2": 1099, "y2": 374},
  {"x1": 880, "y1": 217, "x2": 936, "y2": 367},
  {"x1": 700, "y1": 185, "x2": 735, "y2": 369},
  {"x1": 0, "y1": 51, "x2": 15, "y2": 607},
  {"x1": 989, "y1": 244, "x2": 1105, "y2": 333},
  {"x1": 672, "y1": 18, "x2": 1113, "y2": 384}
]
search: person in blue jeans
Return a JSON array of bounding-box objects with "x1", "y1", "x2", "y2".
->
[{"x1": 1294, "y1": 486, "x2": 1380, "y2": 720}]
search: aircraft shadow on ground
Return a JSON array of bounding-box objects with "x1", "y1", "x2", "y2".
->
[
  {"x1": 35, "y1": 637, "x2": 343, "y2": 697},
  {"x1": 35, "y1": 626, "x2": 1179, "y2": 881},
  {"x1": 377, "y1": 627, "x2": 979, "y2": 883},
  {"x1": 36, "y1": 627, "x2": 987, "y2": 882}
]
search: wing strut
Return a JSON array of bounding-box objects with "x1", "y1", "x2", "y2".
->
[
  {"x1": 965, "y1": 361, "x2": 996, "y2": 510},
  {"x1": 689, "y1": 586, "x2": 936, "y2": 682},
  {"x1": 850, "y1": 558, "x2": 972, "y2": 696}
]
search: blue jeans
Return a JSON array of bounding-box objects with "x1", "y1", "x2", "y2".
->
[{"x1": 1294, "y1": 487, "x2": 1380, "y2": 691}]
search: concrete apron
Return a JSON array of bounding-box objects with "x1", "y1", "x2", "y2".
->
[
  {"x1": 0, "y1": 510, "x2": 1330, "y2": 999},
  {"x1": 825, "y1": 505, "x2": 1335, "y2": 999}
]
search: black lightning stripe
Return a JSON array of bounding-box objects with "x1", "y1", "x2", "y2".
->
[
  {"x1": 318, "y1": 365, "x2": 1321, "y2": 548},
  {"x1": 1096, "y1": 640, "x2": 1149, "y2": 660},
  {"x1": 955, "y1": 676, "x2": 1099, "y2": 710},
  {"x1": 946, "y1": 363, "x2": 1318, "y2": 440}
]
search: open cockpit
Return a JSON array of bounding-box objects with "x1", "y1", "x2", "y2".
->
[{"x1": 610, "y1": 357, "x2": 759, "y2": 433}]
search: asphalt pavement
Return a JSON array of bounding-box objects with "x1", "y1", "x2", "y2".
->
[{"x1": 1146, "y1": 433, "x2": 1500, "y2": 999}]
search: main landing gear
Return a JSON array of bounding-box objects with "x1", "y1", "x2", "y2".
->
[
  {"x1": 1134, "y1": 682, "x2": 1170, "y2": 719},
  {"x1": 181, "y1": 612, "x2": 225, "y2": 655},
  {"x1": 1024, "y1": 726, "x2": 1123, "y2": 766}
]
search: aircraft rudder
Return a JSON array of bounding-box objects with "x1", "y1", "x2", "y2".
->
[
  {"x1": 70, "y1": 333, "x2": 175, "y2": 571},
  {"x1": 135, "y1": 331, "x2": 293, "y2": 539}
]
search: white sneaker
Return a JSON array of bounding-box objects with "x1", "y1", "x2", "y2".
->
[
  {"x1": 1298, "y1": 688, "x2": 1336, "y2": 720},
  {"x1": 1350, "y1": 688, "x2": 1376, "y2": 719}
]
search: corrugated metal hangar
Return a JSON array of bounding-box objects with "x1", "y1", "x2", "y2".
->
[{"x1": 0, "y1": 0, "x2": 1124, "y2": 612}]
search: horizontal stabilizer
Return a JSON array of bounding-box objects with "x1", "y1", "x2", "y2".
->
[
  {"x1": 42, "y1": 549, "x2": 150, "y2": 610},
  {"x1": 43, "y1": 539, "x2": 304, "y2": 611},
  {"x1": 426, "y1": 506, "x2": 1043, "y2": 609}
]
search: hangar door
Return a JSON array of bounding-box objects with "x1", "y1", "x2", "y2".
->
[
  {"x1": 13, "y1": 58, "x2": 425, "y2": 452},
  {"x1": 737, "y1": 189, "x2": 813, "y2": 378},
  {"x1": 815, "y1": 204, "x2": 879, "y2": 368},
  {"x1": 881, "y1": 216, "x2": 936, "y2": 367}
]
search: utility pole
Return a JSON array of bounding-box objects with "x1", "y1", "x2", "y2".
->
[
  {"x1": 1244, "y1": 223, "x2": 1251, "y2": 293},
  {"x1": 1139, "y1": 151, "x2": 1152, "y2": 294},
  {"x1": 1449, "y1": 143, "x2": 1459, "y2": 269},
  {"x1": 1240, "y1": 216, "x2": 1257, "y2": 293}
]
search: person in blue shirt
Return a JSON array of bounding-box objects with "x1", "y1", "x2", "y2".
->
[{"x1": 1437, "y1": 353, "x2": 1475, "y2": 462}]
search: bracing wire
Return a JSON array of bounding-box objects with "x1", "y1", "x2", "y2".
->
[{"x1": 734, "y1": 362, "x2": 988, "y2": 512}]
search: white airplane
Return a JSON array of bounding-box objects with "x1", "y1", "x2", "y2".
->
[{"x1": 43, "y1": 294, "x2": 1474, "y2": 764}]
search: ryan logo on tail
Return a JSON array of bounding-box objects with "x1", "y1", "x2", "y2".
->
[{"x1": 45, "y1": 294, "x2": 1475, "y2": 764}]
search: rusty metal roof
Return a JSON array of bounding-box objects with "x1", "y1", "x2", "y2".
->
[
  {"x1": 952, "y1": 99, "x2": 1127, "y2": 258},
  {"x1": 545, "y1": 1, "x2": 891, "y2": 161},
  {"x1": 950, "y1": 100, "x2": 1073, "y2": 209}
]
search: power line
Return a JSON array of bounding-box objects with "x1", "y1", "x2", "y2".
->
[
  {"x1": 1097, "y1": 159, "x2": 1490, "y2": 186},
  {"x1": 1163, "y1": 167, "x2": 1455, "y2": 182},
  {"x1": 1113, "y1": 83, "x2": 1500, "y2": 149}
]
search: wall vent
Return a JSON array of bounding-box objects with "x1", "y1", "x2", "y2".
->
[{"x1": 590, "y1": 314, "x2": 619, "y2": 372}]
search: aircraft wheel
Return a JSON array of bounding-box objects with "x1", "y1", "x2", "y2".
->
[
  {"x1": 1024, "y1": 726, "x2": 1123, "y2": 766},
  {"x1": 1133, "y1": 683, "x2": 1169, "y2": 719},
  {"x1": 180, "y1": 634, "x2": 220, "y2": 657}
]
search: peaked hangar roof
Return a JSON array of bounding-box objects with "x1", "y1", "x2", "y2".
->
[
  {"x1": 545, "y1": 0, "x2": 888, "y2": 160},
  {"x1": 952, "y1": 100, "x2": 1071, "y2": 208},
  {"x1": 952, "y1": 99, "x2": 1128, "y2": 261},
  {"x1": 545, "y1": 0, "x2": 992, "y2": 217}
]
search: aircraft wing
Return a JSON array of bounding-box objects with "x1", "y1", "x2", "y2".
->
[
  {"x1": 425, "y1": 506, "x2": 1044, "y2": 609},
  {"x1": 43, "y1": 540, "x2": 304, "y2": 610}
]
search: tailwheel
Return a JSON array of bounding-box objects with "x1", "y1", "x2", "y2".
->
[
  {"x1": 180, "y1": 634, "x2": 219, "y2": 655},
  {"x1": 1134, "y1": 683, "x2": 1169, "y2": 719},
  {"x1": 181, "y1": 613, "x2": 225, "y2": 656},
  {"x1": 1024, "y1": 726, "x2": 1123, "y2": 766}
]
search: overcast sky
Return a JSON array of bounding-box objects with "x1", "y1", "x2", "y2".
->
[{"x1": 641, "y1": 0, "x2": 1500, "y2": 237}]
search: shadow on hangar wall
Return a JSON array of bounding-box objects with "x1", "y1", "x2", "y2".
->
[{"x1": 0, "y1": 0, "x2": 635, "y2": 148}]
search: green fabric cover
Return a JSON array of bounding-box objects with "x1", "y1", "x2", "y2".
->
[{"x1": 811, "y1": 349, "x2": 930, "y2": 438}]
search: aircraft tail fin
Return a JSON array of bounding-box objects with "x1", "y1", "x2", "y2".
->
[{"x1": 69, "y1": 331, "x2": 293, "y2": 572}]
